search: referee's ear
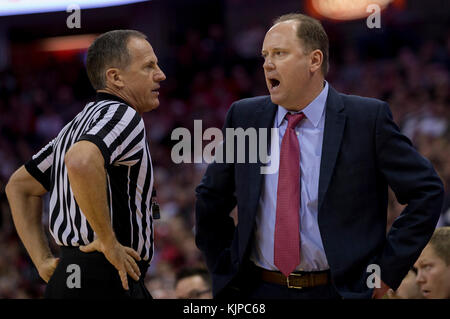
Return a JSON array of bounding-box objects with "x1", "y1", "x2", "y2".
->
[{"x1": 105, "y1": 68, "x2": 124, "y2": 89}]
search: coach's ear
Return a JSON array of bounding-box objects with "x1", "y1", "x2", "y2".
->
[{"x1": 104, "y1": 67, "x2": 124, "y2": 89}]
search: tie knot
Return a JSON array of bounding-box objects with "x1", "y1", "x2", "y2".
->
[{"x1": 285, "y1": 112, "x2": 305, "y2": 129}]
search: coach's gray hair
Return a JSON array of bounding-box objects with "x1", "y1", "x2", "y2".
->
[{"x1": 86, "y1": 30, "x2": 147, "y2": 90}]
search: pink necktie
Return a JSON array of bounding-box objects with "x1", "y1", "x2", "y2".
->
[{"x1": 274, "y1": 112, "x2": 305, "y2": 277}]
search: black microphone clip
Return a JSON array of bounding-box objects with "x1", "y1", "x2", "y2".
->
[{"x1": 151, "y1": 189, "x2": 160, "y2": 220}]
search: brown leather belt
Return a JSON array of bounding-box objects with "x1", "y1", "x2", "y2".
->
[{"x1": 257, "y1": 267, "x2": 330, "y2": 289}]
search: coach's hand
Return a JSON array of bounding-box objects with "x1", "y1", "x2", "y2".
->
[
  {"x1": 79, "y1": 239, "x2": 141, "y2": 290},
  {"x1": 37, "y1": 256, "x2": 60, "y2": 283}
]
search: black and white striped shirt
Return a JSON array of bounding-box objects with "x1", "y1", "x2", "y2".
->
[{"x1": 25, "y1": 92, "x2": 154, "y2": 262}]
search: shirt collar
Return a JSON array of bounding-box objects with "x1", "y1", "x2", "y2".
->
[
  {"x1": 95, "y1": 91, "x2": 130, "y2": 105},
  {"x1": 276, "y1": 81, "x2": 329, "y2": 128}
]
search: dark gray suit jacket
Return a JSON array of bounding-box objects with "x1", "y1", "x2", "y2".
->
[{"x1": 195, "y1": 86, "x2": 444, "y2": 299}]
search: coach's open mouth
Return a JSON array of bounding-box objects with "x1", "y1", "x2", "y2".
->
[{"x1": 269, "y1": 78, "x2": 280, "y2": 89}]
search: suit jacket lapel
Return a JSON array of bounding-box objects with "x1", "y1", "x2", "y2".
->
[
  {"x1": 246, "y1": 98, "x2": 277, "y2": 226},
  {"x1": 253, "y1": 95, "x2": 278, "y2": 177},
  {"x1": 247, "y1": 91, "x2": 346, "y2": 215},
  {"x1": 318, "y1": 86, "x2": 346, "y2": 213}
]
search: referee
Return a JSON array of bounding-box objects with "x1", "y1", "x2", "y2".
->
[{"x1": 5, "y1": 30, "x2": 166, "y2": 298}]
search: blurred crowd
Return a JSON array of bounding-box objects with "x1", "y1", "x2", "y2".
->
[{"x1": 0, "y1": 19, "x2": 449, "y2": 298}]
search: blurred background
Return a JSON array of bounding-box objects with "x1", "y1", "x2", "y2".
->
[{"x1": 0, "y1": 0, "x2": 448, "y2": 298}]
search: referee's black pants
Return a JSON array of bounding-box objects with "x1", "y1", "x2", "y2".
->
[{"x1": 44, "y1": 246, "x2": 152, "y2": 299}]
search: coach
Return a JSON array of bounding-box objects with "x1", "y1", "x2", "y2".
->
[
  {"x1": 6, "y1": 30, "x2": 165, "y2": 298},
  {"x1": 195, "y1": 14, "x2": 444, "y2": 299}
]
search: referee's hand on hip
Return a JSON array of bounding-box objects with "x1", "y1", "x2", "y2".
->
[{"x1": 80, "y1": 239, "x2": 141, "y2": 290}]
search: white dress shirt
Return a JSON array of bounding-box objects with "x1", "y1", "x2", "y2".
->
[{"x1": 250, "y1": 81, "x2": 330, "y2": 272}]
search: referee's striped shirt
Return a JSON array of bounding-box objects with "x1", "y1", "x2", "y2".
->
[{"x1": 25, "y1": 92, "x2": 154, "y2": 262}]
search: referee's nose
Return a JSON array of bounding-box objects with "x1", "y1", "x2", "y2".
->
[{"x1": 154, "y1": 65, "x2": 166, "y2": 82}]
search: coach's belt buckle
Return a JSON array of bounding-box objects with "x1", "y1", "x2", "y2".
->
[{"x1": 287, "y1": 273, "x2": 303, "y2": 289}]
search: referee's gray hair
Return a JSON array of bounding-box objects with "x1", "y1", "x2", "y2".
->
[{"x1": 86, "y1": 30, "x2": 147, "y2": 90}]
